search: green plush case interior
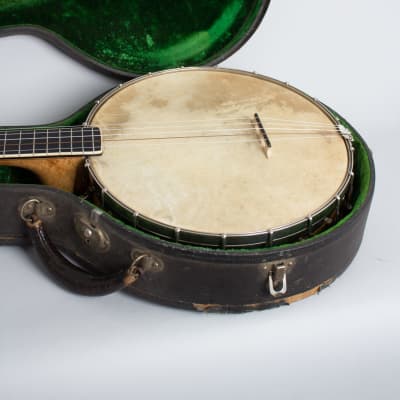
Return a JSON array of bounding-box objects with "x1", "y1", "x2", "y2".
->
[{"x1": 0, "y1": 0, "x2": 269, "y2": 77}]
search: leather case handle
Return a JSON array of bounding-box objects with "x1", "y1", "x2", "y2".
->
[{"x1": 24, "y1": 215, "x2": 140, "y2": 296}]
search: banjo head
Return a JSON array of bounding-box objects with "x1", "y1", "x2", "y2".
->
[{"x1": 87, "y1": 68, "x2": 353, "y2": 248}]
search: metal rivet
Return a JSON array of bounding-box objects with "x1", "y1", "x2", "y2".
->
[
  {"x1": 132, "y1": 211, "x2": 139, "y2": 228},
  {"x1": 307, "y1": 215, "x2": 313, "y2": 234},
  {"x1": 83, "y1": 228, "x2": 93, "y2": 239},
  {"x1": 221, "y1": 234, "x2": 227, "y2": 249},
  {"x1": 268, "y1": 230, "x2": 274, "y2": 247}
]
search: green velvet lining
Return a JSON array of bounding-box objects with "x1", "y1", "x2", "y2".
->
[
  {"x1": 48, "y1": 100, "x2": 95, "y2": 127},
  {"x1": 0, "y1": 0, "x2": 265, "y2": 74},
  {"x1": 0, "y1": 166, "x2": 40, "y2": 184}
]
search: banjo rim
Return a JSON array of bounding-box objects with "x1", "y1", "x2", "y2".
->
[{"x1": 85, "y1": 67, "x2": 355, "y2": 249}]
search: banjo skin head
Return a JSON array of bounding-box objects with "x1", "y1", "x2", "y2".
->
[{"x1": 87, "y1": 68, "x2": 352, "y2": 248}]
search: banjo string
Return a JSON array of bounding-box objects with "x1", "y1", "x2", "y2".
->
[
  {"x1": 101, "y1": 135, "x2": 347, "y2": 146},
  {"x1": 99, "y1": 126, "x2": 340, "y2": 134},
  {"x1": 0, "y1": 137, "x2": 348, "y2": 152},
  {"x1": 0, "y1": 109, "x2": 347, "y2": 143},
  {"x1": 0, "y1": 132, "x2": 347, "y2": 150},
  {"x1": 99, "y1": 121, "x2": 337, "y2": 131},
  {"x1": 85, "y1": 115, "x2": 338, "y2": 128},
  {"x1": 0, "y1": 127, "x2": 344, "y2": 143},
  {"x1": 0, "y1": 118, "x2": 339, "y2": 131}
]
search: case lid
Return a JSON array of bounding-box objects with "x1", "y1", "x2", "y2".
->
[{"x1": 0, "y1": 0, "x2": 270, "y2": 78}]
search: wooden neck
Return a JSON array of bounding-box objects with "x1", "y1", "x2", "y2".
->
[{"x1": 0, "y1": 126, "x2": 102, "y2": 158}]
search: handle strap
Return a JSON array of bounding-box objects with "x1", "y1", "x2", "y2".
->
[{"x1": 24, "y1": 215, "x2": 140, "y2": 296}]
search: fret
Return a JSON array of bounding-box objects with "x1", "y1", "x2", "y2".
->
[
  {"x1": 18, "y1": 130, "x2": 22, "y2": 156},
  {"x1": 81, "y1": 127, "x2": 85, "y2": 153},
  {"x1": 71, "y1": 127, "x2": 83, "y2": 153},
  {"x1": 20, "y1": 130, "x2": 34, "y2": 155},
  {"x1": 93, "y1": 128, "x2": 102, "y2": 152},
  {"x1": 41, "y1": 128, "x2": 61, "y2": 154},
  {"x1": 83, "y1": 127, "x2": 95, "y2": 152},
  {"x1": 46, "y1": 128, "x2": 49, "y2": 155},
  {"x1": 4, "y1": 130, "x2": 21, "y2": 155},
  {"x1": 60, "y1": 128, "x2": 72, "y2": 153},
  {"x1": 34, "y1": 128, "x2": 49, "y2": 154},
  {"x1": 73, "y1": 127, "x2": 96, "y2": 153},
  {"x1": 70, "y1": 127, "x2": 73, "y2": 155},
  {"x1": 3, "y1": 131, "x2": 6, "y2": 155},
  {"x1": 0, "y1": 130, "x2": 6, "y2": 155},
  {"x1": 32, "y1": 129, "x2": 36, "y2": 155}
]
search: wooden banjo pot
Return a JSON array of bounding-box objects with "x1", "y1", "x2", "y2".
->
[{"x1": 0, "y1": 67, "x2": 368, "y2": 310}]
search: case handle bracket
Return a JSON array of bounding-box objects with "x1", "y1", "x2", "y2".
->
[{"x1": 20, "y1": 198, "x2": 143, "y2": 296}]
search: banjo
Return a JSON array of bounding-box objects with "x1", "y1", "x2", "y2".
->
[{"x1": 0, "y1": 67, "x2": 355, "y2": 249}]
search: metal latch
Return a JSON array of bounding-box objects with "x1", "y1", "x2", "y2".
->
[
  {"x1": 74, "y1": 209, "x2": 110, "y2": 252},
  {"x1": 268, "y1": 264, "x2": 288, "y2": 297},
  {"x1": 262, "y1": 260, "x2": 293, "y2": 297}
]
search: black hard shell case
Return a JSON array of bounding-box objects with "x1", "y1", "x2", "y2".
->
[{"x1": 0, "y1": 0, "x2": 375, "y2": 311}]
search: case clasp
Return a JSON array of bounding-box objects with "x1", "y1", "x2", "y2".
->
[
  {"x1": 268, "y1": 264, "x2": 287, "y2": 297},
  {"x1": 263, "y1": 259, "x2": 294, "y2": 297},
  {"x1": 74, "y1": 210, "x2": 110, "y2": 252}
]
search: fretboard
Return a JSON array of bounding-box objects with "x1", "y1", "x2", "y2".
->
[{"x1": 0, "y1": 126, "x2": 102, "y2": 158}]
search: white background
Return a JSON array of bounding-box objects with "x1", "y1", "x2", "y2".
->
[{"x1": 0, "y1": 1, "x2": 399, "y2": 399}]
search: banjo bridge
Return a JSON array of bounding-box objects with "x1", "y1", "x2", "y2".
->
[{"x1": 254, "y1": 113, "x2": 272, "y2": 159}]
